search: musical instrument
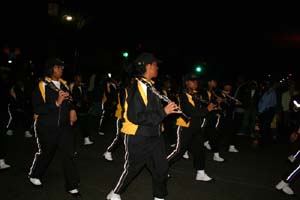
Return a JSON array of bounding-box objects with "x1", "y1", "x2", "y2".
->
[
  {"x1": 43, "y1": 78, "x2": 73, "y2": 103},
  {"x1": 139, "y1": 78, "x2": 191, "y2": 121},
  {"x1": 221, "y1": 91, "x2": 242, "y2": 104}
]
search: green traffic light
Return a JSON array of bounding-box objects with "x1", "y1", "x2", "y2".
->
[
  {"x1": 122, "y1": 52, "x2": 129, "y2": 58},
  {"x1": 195, "y1": 65, "x2": 202, "y2": 73}
]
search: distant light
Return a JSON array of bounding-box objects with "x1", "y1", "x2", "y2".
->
[
  {"x1": 29, "y1": 60, "x2": 32, "y2": 64},
  {"x1": 268, "y1": 74, "x2": 271, "y2": 77},
  {"x1": 122, "y1": 52, "x2": 129, "y2": 58},
  {"x1": 8, "y1": 60, "x2": 12, "y2": 64},
  {"x1": 108, "y1": 73, "x2": 112, "y2": 78},
  {"x1": 289, "y1": 73, "x2": 292, "y2": 76},
  {"x1": 195, "y1": 65, "x2": 202, "y2": 73},
  {"x1": 63, "y1": 15, "x2": 73, "y2": 21},
  {"x1": 280, "y1": 80, "x2": 282, "y2": 83},
  {"x1": 282, "y1": 78, "x2": 285, "y2": 81}
]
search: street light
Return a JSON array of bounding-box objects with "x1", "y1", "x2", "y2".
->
[{"x1": 63, "y1": 15, "x2": 73, "y2": 21}]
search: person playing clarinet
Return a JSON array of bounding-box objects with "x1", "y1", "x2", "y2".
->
[{"x1": 106, "y1": 53, "x2": 179, "y2": 200}]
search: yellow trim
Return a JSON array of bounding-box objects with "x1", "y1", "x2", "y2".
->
[
  {"x1": 102, "y1": 93, "x2": 107, "y2": 103},
  {"x1": 186, "y1": 93, "x2": 195, "y2": 107},
  {"x1": 114, "y1": 93, "x2": 122, "y2": 118},
  {"x1": 107, "y1": 83, "x2": 111, "y2": 93},
  {"x1": 176, "y1": 93, "x2": 192, "y2": 127},
  {"x1": 121, "y1": 89, "x2": 138, "y2": 135},
  {"x1": 137, "y1": 81, "x2": 147, "y2": 106},
  {"x1": 39, "y1": 81, "x2": 46, "y2": 102},
  {"x1": 207, "y1": 91, "x2": 212, "y2": 101},
  {"x1": 33, "y1": 114, "x2": 39, "y2": 121}
]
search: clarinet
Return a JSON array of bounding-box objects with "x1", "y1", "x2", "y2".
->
[
  {"x1": 43, "y1": 78, "x2": 73, "y2": 103},
  {"x1": 139, "y1": 79, "x2": 191, "y2": 121}
]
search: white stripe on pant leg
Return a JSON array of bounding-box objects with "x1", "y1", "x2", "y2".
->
[
  {"x1": 167, "y1": 126, "x2": 182, "y2": 160},
  {"x1": 6, "y1": 104, "x2": 12, "y2": 129},
  {"x1": 215, "y1": 115, "x2": 220, "y2": 128},
  {"x1": 106, "y1": 118, "x2": 120, "y2": 152},
  {"x1": 28, "y1": 120, "x2": 42, "y2": 176},
  {"x1": 99, "y1": 103, "x2": 105, "y2": 129},
  {"x1": 287, "y1": 163, "x2": 300, "y2": 182},
  {"x1": 113, "y1": 134, "x2": 129, "y2": 192},
  {"x1": 292, "y1": 150, "x2": 300, "y2": 160}
]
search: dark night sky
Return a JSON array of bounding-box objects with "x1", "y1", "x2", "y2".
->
[{"x1": 3, "y1": 3, "x2": 300, "y2": 82}]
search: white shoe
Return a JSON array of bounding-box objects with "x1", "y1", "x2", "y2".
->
[
  {"x1": 288, "y1": 155, "x2": 296, "y2": 163},
  {"x1": 6, "y1": 129, "x2": 13, "y2": 136},
  {"x1": 228, "y1": 145, "x2": 239, "y2": 153},
  {"x1": 84, "y1": 137, "x2": 93, "y2": 145},
  {"x1": 182, "y1": 151, "x2": 189, "y2": 159},
  {"x1": 29, "y1": 177, "x2": 42, "y2": 186},
  {"x1": 106, "y1": 190, "x2": 121, "y2": 200},
  {"x1": 204, "y1": 141, "x2": 211, "y2": 150},
  {"x1": 68, "y1": 189, "x2": 79, "y2": 194},
  {"x1": 0, "y1": 159, "x2": 11, "y2": 169},
  {"x1": 195, "y1": 170, "x2": 212, "y2": 181},
  {"x1": 103, "y1": 151, "x2": 113, "y2": 161},
  {"x1": 98, "y1": 131, "x2": 105, "y2": 136},
  {"x1": 154, "y1": 197, "x2": 165, "y2": 200},
  {"x1": 276, "y1": 180, "x2": 294, "y2": 195},
  {"x1": 24, "y1": 131, "x2": 33, "y2": 138},
  {"x1": 213, "y1": 153, "x2": 224, "y2": 162},
  {"x1": 170, "y1": 144, "x2": 176, "y2": 148}
]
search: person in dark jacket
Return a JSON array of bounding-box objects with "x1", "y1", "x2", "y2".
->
[
  {"x1": 167, "y1": 73, "x2": 216, "y2": 181},
  {"x1": 28, "y1": 58, "x2": 80, "y2": 197},
  {"x1": 0, "y1": 75, "x2": 11, "y2": 170},
  {"x1": 106, "y1": 53, "x2": 179, "y2": 200}
]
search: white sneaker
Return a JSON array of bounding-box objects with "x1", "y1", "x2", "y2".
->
[
  {"x1": 282, "y1": 185, "x2": 294, "y2": 195},
  {"x1": 24, "y1": 131, "x2": 33, "y2": 138},
  {"x1": 68, "y1": 189, "x2": 79, "y2": 194},
  {"x1": 154, "y1": 197, "x2": 165, "y2": 200},
  {"x1": 170, "y1": 144, "x2": 176, "y2": 148},
  {"x1": 213, "y1": 153, "x2": 224, "y2": 162},
  {"x1": 29, "y1": 177, "x2": 42, "y2": 186},
  {"x1": 98, "y1": 131, "x2": 105, "y2": 136},
  {"x1": 84, "y1": 137, "x2": 93, "y2": 145},
  {"x1": 0, "y1": 159, "x2": 11, "y2": 169},
  {"x1": 182, "y1": 151, "x2": 189, "y2": 159},
  {"x1": 228, "y1": 145, "x2": 239, "y2": 153},
  {"x1": 106, "y1": 190, "x2": 121, "y2": 200},
  {"x1": 6, "y1": 129, "x2": 13, "y2": 136},
  {"x1": 103, "y1": 151, "x2": 113, "y2": 161},
  {"x1": 204, "y1": 141, "x2": 211, "y2": 150},
  {"x1": 288, "y1": 155, "x2": 296, "y2": 163},
  {"x1": 195, "y1": 170, "x2": 212, "y2": 181},
  {"x1": 275, "y1": 180, "x2": 294, "y2": 195}
]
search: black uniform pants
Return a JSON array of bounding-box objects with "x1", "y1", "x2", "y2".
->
[
  {"x1": 106, "y1": 118, "x2": 122, "y2": 152},
  {"x1": 113, "y1": 134, "x2": 168, "y2": 198},
  {"x1": 28, "y1": 122, "x2": 80, "y2": 190},
  {"x1": 167, "y1": 121, "x2": 206, "y2": 170}
]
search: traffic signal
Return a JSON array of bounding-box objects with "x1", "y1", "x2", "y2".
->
[
  {"x1": 195, "y1": 65, "x2": 202, "y2": 73},
  {"x1": 122, "y1": 51, "x2": 129, "y2": 58}
]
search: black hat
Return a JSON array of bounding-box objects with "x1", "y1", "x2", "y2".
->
[
  {"x1": 45, "y1": 58, "x2": 65, "y2": 69},
  {"x1": 184, "y1": 73, "x2": 200, "y2": 81},
  {"x1": 134, "y1": 52, "x2": 162, "y2": 68}
]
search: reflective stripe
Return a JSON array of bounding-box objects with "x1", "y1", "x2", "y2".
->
[
  {"x1": 28, "y1": 120, "x2": 42, "y2": 176},
  {"x1": 114, "y1": 134, "x2": 129, "y2": 192},
  {"x1": 287, "y1": 164, "x2": 300, "y2": 182},
  {"x1": 107, "y1": 118, "x2": 120, "y2": 152},
  {"x1": 167, "y1": 126, "x2": 181, "y2": 160},
  {"x1": 6, "y1": 104, "x2": 12, "y2": 128}
]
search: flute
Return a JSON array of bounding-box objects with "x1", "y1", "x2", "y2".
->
[{"x1": 139, "y1": 79, "x2": 191, "y2": 121}]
